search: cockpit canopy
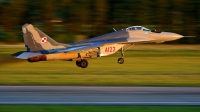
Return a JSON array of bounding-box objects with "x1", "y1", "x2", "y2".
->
[{"x1": 125, "y1": 26, "x2": 151, "y2": 31}]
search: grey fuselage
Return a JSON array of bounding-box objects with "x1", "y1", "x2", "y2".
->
[
  {"x1": 72, "y1": 28, "x2": 183, "y2": 46},
  {"x1": 15, "y1": 24, "x2": 184, "y2": 68}
]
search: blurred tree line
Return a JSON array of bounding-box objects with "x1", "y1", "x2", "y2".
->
[{"x1": 0, "y1": 0, "x2": 199, "y2": 44}]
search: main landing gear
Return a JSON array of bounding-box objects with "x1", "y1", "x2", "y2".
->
[
  {"x1": 76, "y1": 59, "x2": 88, "y2": 68},
  {"x1": 76, "y1": 53, "x2": 88, "y2": 68}
]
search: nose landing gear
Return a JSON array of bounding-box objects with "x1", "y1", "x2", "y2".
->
[
  {"x1": 118, "y1": 47, "x2": 124, "y2": 64},
  {"x1": 117, "y1": 44, "x2": 134, "y2": 64}
]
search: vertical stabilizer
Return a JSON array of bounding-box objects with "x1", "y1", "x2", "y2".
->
[{"x1": 22, "y1": 24, "x2": 65, "y2": 52}]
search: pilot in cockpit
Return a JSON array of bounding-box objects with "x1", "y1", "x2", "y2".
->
[
  {"x1": 126, "y1": 26, "x2": 150, "y2": 31},
  {"x1": 134, "y1": 27, "x2": 137, "y2": 30}
]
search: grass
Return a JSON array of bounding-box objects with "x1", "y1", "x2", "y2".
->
[
  {"x1": 0, "y1": 106, "x2": 200, "y2": 112},
  {"x1": 0, "y1": 44, "x2": 200, "y2": 86}
]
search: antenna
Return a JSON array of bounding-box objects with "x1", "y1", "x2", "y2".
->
[
  {"x1": 183, "y1": 36, "x2": 196, "y2": 37},
  {"x1": 113, "y1": 28, "x2": 117, "y2": 32}
]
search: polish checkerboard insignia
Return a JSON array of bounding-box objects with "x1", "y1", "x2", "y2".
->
[{"x1": 41, "y1": 37, "x2": 47, "y2": 43}]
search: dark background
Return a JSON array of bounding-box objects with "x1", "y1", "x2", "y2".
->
[{"x1": 0, "y1": 0, "x2": 199, "y2": 44}]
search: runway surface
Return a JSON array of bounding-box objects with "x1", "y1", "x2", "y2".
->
[{"x1": 0, "y1": 86, "x2": 200, "y2": 105}]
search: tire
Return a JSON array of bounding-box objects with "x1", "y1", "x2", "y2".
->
[
  {"x1": 80, "y1": 59, "x2": 88, "y2": 68},
  {"x1": 76, "y1": 60, "x2": 81, "y2": 67},
  {"x1": 118, "y1": 58, "x2": 124, "y2": 64}
]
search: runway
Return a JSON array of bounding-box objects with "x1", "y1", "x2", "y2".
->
[{"x1": 0, "y1": 86, "x2": 200, "y2": 105}]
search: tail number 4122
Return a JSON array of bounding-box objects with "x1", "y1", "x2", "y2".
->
[{"x1": 105, "y1": 47, "x2": 116, "y2": 52}]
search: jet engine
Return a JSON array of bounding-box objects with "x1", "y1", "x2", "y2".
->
[
  {"x1": 27, "y1": 51, "x2": 99, "y2": 62},
  {"x1": 28, "y1": 55, "x2": 46, "y2": 62}
]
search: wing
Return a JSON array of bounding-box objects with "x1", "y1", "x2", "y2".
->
[
  {"x1": 57, "y1": 42, "x2": 102, "y2": 53},
  {"x1": 57, "y1": 37, "x2": 154, "y2": 53}
]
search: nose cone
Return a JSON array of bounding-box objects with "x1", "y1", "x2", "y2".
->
[
  {"x1": 173, "y1": 33, "x2": 184, "y2": 39},
  {"x1": 161, "y1": 32, "x2": 183, "y2": 41}
]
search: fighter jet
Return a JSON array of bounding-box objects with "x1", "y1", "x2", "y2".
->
[{"x1": 12, "y1": 24, "x2": 183, "y2": 68}]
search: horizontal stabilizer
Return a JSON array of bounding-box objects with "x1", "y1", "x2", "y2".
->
[
  {"x1": 11, "y1": 51, "x2": 26, "y2": 57},
  {"x1": 15, "y1": 52, "x2": 42, "y2": 59}
]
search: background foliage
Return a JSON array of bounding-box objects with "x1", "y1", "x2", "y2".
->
[{"x1": 0, "y1": 0, "x2": 199, "y2": 43}]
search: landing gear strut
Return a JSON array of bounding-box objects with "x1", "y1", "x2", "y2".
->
[{"x1": 118, "y1": 47, "x2": 124, "y2": 64}]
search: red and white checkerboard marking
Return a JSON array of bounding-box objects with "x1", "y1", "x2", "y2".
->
[{"x1": 41, "y1": 37, "x2": 47, "y2": 43}]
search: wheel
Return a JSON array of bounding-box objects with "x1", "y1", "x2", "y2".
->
[
  {"x1": 76, "y1": 60, "x2": 81, "y2": 67},
  {"x1": 118, "y1": 58, "x2": 124, "y2": 64},
  {"x1": 79, "y1": 59, "x2": 88, "y2": 68}
]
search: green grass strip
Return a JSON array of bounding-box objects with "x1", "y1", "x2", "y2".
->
[
  {"x1": 0, "y1": 45, "x2": 200, "y2": 86},
  {"x1": 0, "y1": 106, "x2": 200, "y2": 112}
]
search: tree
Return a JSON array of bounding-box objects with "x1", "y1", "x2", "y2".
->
[{"x1": 0, "y1": 0, "x2": 27, "y2": 31}]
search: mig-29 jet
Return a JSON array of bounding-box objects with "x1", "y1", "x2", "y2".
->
[{"x1": 12, "y1": 24, "x2": 184, "y2": 68}]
